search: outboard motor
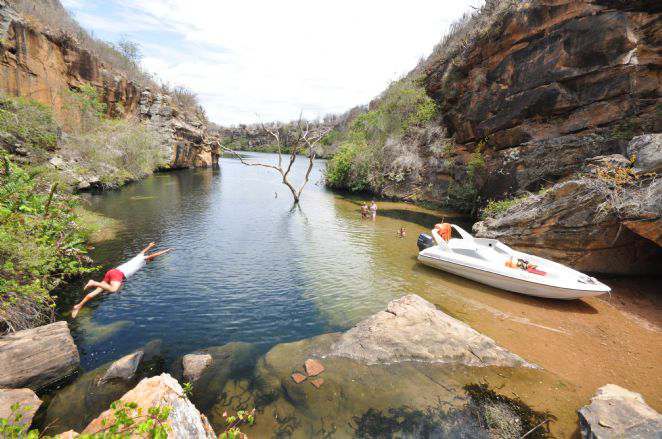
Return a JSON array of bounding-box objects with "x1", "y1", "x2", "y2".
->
[{"x1": 417, "y1": 233, "x2": 435, "y2": 252}]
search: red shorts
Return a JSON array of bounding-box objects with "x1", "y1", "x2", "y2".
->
[{"x1": 103, "y1": 268, "x2": 126, "y2": 284}]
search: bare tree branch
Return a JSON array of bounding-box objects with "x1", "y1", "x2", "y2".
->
[{"x1": 218, "y1": 116, "x2": 333, "y2": 204}]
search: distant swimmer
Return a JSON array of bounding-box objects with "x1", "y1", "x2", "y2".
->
[
  {"x1": 397, "y1": 227, "x2": 407, "y2": 238},
  {"x1": 360, "y1": 203, "x2": 369, "y2": 219},
  {"x1": 370, "y1": 201, "x2": 378, "y2": 220},
  {"x1": 71, "y1": 242, "x2": 173, "y2": 318}
]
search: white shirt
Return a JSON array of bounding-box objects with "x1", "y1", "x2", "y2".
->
[{"x1": 116, "y1": 253, "x2": 146, "y2": 279}]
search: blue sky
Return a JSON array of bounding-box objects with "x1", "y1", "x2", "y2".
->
[{"x1": 62, "y1": 0, "x2": 481, "y2": 125}]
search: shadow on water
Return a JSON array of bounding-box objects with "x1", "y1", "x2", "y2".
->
[
  {"x1": 352, "y1": 384, "x2": 555, "y2": 439},
  {"x1": 378, "y1": 208, "x2": 471, "y2": 230},
  {"x1": 411, "y1": 258, "x2": 599, "y2": 315}
]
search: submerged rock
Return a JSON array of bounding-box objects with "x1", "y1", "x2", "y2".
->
[
  {"x1": 578, "y1": 384, "x2": 662, "y2": 438},
  {"x1": 43, "y1": 340, "x2": 163, "y2": 434},
  {"x1": 99, "y1": 350, "x2": 144, "y2": 384},
  {"x1": 326, "y1": 294, "x2": 535, "y2": 368},
  {"x1": 182, "y1": 352, "x2": 213, "y2": 383},
  {"x1": 172, "y1": 342, "x2": 261, "y2": 413},
  {"x1": 82, "y1": 373, "x2": 216, "y2": 438},
  {"x1": 0, "y1": 322, "x2": 79, "y2": 390},
  {"x1": 0, "y1": 388, "x2": 42, "y2": 428}
]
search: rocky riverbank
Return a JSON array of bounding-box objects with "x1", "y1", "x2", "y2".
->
[{"x1": 2, "y1": 295, "x2": 658, "y2": 438}]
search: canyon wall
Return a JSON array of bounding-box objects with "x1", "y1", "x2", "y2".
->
[
  {"x1": 421, "y1": 0, "x2": 660, "y2": 200},
  {"x1": 0, "y1": 0, "x2": 219, "y2": 169}
]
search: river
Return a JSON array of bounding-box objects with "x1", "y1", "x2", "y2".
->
[{"x1": 48, "y1": 152, "x2": 660, "y2": 437}]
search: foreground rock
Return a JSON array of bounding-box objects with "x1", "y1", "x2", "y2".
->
[
  {"x1": 327, "y1": 294, "x2": 535, "y2": 368},
  {"x1": 0, "y1": 388, "x2": 42, "y2": 428},
  {"x1": 173, "y1": 343, "x2": 260, "y2": 412},
  {"x1": 99, "y1": 351, "x2": 144, "y2": 385},
  {"x1": 182, "y1": 352, "x2": 213, "y2": 383},
  {"x1": 43, "y1": 340, "x2": 162, "y2": 433},
  {"x1": 195, "y1": 302, "x2": 580, "y2": 437},
  {"x1": 82, "y1": 373, "x2": 216, "y2": 438},
  {"x1": 474, "y1": 175, "x2": 661, "y2": 274},
  {"x1": 578, "y1": 384, "x2": 662, "y2": 438},
  {"x1": 0, "y1": 322, "x2": 79, "y2": 390}
]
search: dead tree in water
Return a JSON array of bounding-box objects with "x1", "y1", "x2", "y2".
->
[{"x1": 217, "y1": 119, "x2": 331, "y2": 204}]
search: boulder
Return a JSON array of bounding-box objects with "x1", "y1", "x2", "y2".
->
[
  {"x1": 578, "y1": 384, "x2": 662, "y2": 438},
  {"x1": 182, "y1": 352, "x2": 213, "y2": 383},
  {"x1": 43, "y1": 340, "x2": 163, "y2": 433},
  {"x1": 99, "y1": 350, "x2": 144, "y2": 384},
  {"x1": 474, "y1": 177, "x2": 661, "y2": 274},
  {"x1": 0, "y1": 388, "x2": 42, "y2": 428},
  {"x1": 627, "y1": 134, "x2": 662, "y2": 174},
  {"x1": 0, "y1": 322, "x2": 79, "y2": 390},
  {"x1": 326, "y1": 294, "x2": 535, "y2": 368},
  {"x1": 171, "y1": 343, "x2": 260, "y2": 414},
  {"x1": 82, "y1": 373, "x2": 216, "y2": 438}
]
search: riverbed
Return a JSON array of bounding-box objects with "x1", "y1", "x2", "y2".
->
[{"x1": 50, "y1": 152, "x2": 660, "y2": 437}]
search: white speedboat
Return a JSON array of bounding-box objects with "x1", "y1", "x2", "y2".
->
[{"x1": 417, "y1": 225, "x2": 610, "y2": 300}]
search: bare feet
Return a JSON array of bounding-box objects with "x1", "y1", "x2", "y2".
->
[
  {"x1": 83, "y1": 280, "x2": 94, "y2": 291},
  {"x1": 71, "y1": 305, "x2": 81, "y2": 319}
]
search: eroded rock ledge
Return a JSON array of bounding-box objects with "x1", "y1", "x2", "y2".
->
[{"x1": 326, "y1": 294, "x2": 536, "y2": 368}]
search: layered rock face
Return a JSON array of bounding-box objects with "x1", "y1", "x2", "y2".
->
[
  {"x1": 474, "y1": 176, "x2": 661, "y2": 274},
  {"x1": 0, "y1": 0, "x2": 218, "y2": 169},
  {"x1": 422, "y1": 0, "x2": 661, "y2": 198}
]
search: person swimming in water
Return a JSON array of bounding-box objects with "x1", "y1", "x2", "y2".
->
[{"x1": 71, "y1": 242, "x2": 173, "y2": 318}]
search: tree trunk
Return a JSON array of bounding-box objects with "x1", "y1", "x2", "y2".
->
[{"x1": 0, "y1": 321, "x2": 80, "y2": 390}]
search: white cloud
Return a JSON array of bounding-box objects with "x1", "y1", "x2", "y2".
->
[{"x1": 67, "y1": 0, "x2": 481, "y2": 125}]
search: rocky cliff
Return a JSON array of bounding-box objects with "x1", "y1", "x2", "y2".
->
[
  {"x1": 0, "y1": 0, "x2": 218, "y2": 169},
  {"x1": 421, "y1": 0, "x2": 660, "y2": 200}
]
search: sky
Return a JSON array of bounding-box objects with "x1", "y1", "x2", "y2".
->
[{"x1": 61, "y1": 0, "x2": 481, "y2": 126}]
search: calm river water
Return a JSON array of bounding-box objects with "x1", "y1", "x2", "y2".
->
[
  {"x1": 60, "y1": 153, "x2": 468, "y2": 369},
  {"x1": 51, "y1": 153, "x2": 660, "y2": 437}
]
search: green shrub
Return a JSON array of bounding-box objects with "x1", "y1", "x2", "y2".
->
[
  {"x1": 445, "y1": 180, "x2": 480, "y2": 214},
  {"x1": 326, "y1": 142, "x2": 363, "y2": 190},
  {"x1": 0, "y1": 94, "x2": 58, "y2": 150},
  {"x1": 467, "y1": 150, "x2": 486, "y2": 178},
  {"x1": 0, "y1": 157, "x2": 95, "y2": 333},
  {"x1": 324, "y1": 78, "x2": 437, "y2": 192},
  {"x1": 481, "y1": 196, "x2": 528, "y2": 220}
]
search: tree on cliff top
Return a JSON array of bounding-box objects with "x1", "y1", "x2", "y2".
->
[{"x1": 218, "y1": 118, "x2": 331, "y2": 205}]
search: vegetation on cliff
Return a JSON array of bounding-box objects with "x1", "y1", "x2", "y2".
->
[{"x1": 325, "y1": 78, "x2": 438, "y2": 192}]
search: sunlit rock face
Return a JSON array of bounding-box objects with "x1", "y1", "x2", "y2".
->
[
  {"x1": 325, "y1": 294, "x2": 536, "y2": 367},
  {"x1": 82, "y1": 373, "x2": 217, "y2": 439},
  {"x1": 0, "y1": 0, "x2": 219, "y2": 169}
]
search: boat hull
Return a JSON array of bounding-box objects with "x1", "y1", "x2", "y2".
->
[{"x1": 418, "y1": 253, "x2": 607, "y2": 300}]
